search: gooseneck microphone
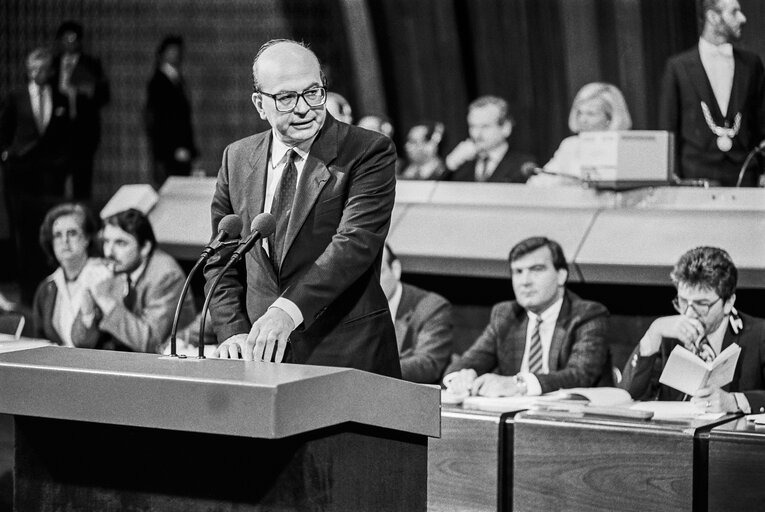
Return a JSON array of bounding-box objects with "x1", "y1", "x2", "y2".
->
[
  {"x1": 167, "y1": 214, "x2": 242, "y2": 358},
  {"x1": 197, "y1": 213, "x2": 276, "y2": 358},
  {"x1": 735, "y1": 140, "x2": 765, "y2": 188}
]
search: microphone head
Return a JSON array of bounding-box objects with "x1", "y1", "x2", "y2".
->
[
  {"x1": 250, "y1": 213, "x2": 276, "y2": 237},
  {"x1": 218, "y1": 214, "x2": 243, "y2": 238},
  {"x1": 521, "y1": 161, "x2": 539, "y2": 178}
]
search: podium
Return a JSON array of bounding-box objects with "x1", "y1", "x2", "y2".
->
[{"x1": 0, "y1": 347, "x2": 440, "y2": 511}]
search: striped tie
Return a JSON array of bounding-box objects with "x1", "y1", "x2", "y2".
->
[{"x1": 528, "y1": 317, "x2": 544, "y2": 374}]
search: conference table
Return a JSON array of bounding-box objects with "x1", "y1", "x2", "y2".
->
[
  {"x1": 708, "y1": 417, "x2": 765, "y2": 511},
  {"x1": 427, "y1": 406, "x2": 515, "y2": 512},
  {"x1": 428, "y1": 402, "x2": 742, "y2": 512}
]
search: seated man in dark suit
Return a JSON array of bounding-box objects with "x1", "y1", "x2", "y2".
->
[
  {"x1": 444, "y1": 95, "x2": 536, "y2": 183},
  {"x1": 621, "y1": 246, "x2": 765, "y2": 414},
  {"x1": 381, "y1": 244, "x2": 452, "y2": 384},
  {"x1": 443, "y1": 236, "x2": 611, "y2": 397}
]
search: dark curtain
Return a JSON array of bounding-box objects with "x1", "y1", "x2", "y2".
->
[
  {"x1": 283, "y1": 0, "x2": 356, "y2": 112},
  {"x1": 367, "y1": 0, "x2": 701, "y2": 164},
  {"x1": 367, "y1": 0, "x2": 469, "y2": 154},
  {"x1": 640, "y1": 0, "x2": 698, "y2": 128}
]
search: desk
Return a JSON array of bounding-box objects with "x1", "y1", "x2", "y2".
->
[
  {"x1": 147, "y1": 179, "x2": 765, "y2": 288},
  {"x1": 427, "y1": 406, "x2": 509, "y2": 512},
  {"x1": 0, "y1": 347, "x2": 439, "y2": 511},
  {"x1": 513, "y1": 411, "x2": 735, "y2": 512},
  {"x1": 708, "y1": 417, "x2": 765, "y2": 511}
]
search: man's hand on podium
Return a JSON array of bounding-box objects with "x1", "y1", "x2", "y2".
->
[{"x1": 213, "y1": 308, "x2": 294, "y2": 362}]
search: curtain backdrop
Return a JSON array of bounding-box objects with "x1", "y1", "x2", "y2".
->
[{"x1": 2, "y1": 0, "x2": 764, "y2": 206}]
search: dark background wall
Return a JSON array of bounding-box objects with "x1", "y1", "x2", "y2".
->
[{"x1": 1, "y1": 0, "x2": 764, "y2": 206}]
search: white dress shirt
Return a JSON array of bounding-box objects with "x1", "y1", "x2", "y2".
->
[
  {"x1": 699, "y1": 38, "x2": 735, "y2": 116},
  {"x1": 28, "y1": 82, "x2": 52, "y2": 133},
  {"x1": 266, "y1": 131, "x2": 316, "y2": 329},
  {"x1": 475, "y1": 142, "x2": 509, "y2": 181},
  {"x1": 518, "y1": 297, "x2": 564, "y2": 396}
]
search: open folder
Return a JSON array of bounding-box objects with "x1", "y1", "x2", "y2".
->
[{"x1": 659, "y1": 343, "x2": 741, "y2": 396}]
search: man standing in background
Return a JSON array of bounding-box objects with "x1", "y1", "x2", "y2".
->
[
  {"x1": 55, "y1": 20, "x2": 110, "y2": 200},
  {"x1": 659, "y1": 0, "x2": 765, "y2": 186},
  {"x1": 0, "y1": 47, "x2": 73, "y2": 304},
  {"x1": 144, "y1": 35, "x2": 198, "y2": 187}
]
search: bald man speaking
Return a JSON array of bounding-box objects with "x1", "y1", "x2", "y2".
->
[{"x1": 203, "y1": 39, "x2": 400, "y2": 377}]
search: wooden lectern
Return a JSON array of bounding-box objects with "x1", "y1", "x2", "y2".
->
[{"x1": 0, "y1": 347, "x2": 440, "y2": 511}]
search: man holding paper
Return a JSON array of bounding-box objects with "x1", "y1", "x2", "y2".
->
[{"x1": 621, "y1": 246, "x2": 765, "y2": 414}]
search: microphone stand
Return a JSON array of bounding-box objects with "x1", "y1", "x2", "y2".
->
[
  {"x1": 735, "y1": 145, "x2": 764, "y2": 187},
  {"x1": 167, "y1": 239, "x2": 238, "y2": 358},
  {"x1": 197, "y1": 251, "x2": 241, "y2": 359}
]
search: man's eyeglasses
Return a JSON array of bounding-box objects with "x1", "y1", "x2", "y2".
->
[
  {"x1": 258, "y1": 86, "x2": 327, "y2": 112},
  {"x1": 672, "y1": 296, "x2": 722, "y2": 316}
]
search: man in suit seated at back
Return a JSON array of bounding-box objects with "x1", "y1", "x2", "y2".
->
[
  {"x1": 445, "y1": 95, "x2": 536, "y2": 183},
  {"x1": 443, "y1": 236, "x2": 611, "y2": 397},
  {"x1": 381, "y1": 243, "x2": 452, "y2": 384},
  {"x1": 73, "y1": 208, "x2": 195, "y2": 353},
  {"x1": 621, "y1": 246, "x2": 765, "y2": 413}
]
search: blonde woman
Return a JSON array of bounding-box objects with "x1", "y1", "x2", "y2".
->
[{"x1": 529, "y1": 82, "x2": 632, "y2": 186}]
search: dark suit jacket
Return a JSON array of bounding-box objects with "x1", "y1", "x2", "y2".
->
[
  {"x1": 620, "y1": 312, "x2": 765, "y2": 413},
  {"x1": 444, "y1": 291, "x2": 612, "y2": 392},
  {"x1": 395, "y1": 283, "x2": 453, "y2": 384},
  {"x1": 448, "y1": 148, "x2": 535, "y2": 183},
  {"x1": 204, "y1": 114, "x2": 401, "y2": 377},
  {"x1": 0, "y1": 84, "x2": 72, "y2": 196},
  {"x1": 144, "y1": 69, "x2": 197, "y2": 179},
  {"x1": 54, "y1": 52, "x2": 110, "y2": 156},
  {"x1": 659, "y1": 45, "x2": 765, "y2": 186}
]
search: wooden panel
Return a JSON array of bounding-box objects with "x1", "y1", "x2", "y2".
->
[
  {"x1": 0, "y1": 414, "x2": 11, "y2": 512},
  {"x1": 428, "y1": 408, "x2": 503, "y2": 512},
  {"x1": 15, "y1": 416, "x2": 426, "y2": 512},
  {"x1": 512, "y1": 413, "x2": 730, "y2": 512},
  {"x1": 709, "y1": 418, "x2": 765, "y2": 512}
]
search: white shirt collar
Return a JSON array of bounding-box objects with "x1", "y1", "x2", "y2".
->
[
  {"x1": 128, "y1": 254, "x2": 149, "y2": 287},
  {"x1": 707, "y1": 314, "x2": 730, "y2": 356},
  {"x1": 526, "y1": 295, "x2": 564, "y2": 325},
  {"x1": 387, "y1": 282, "x2": 403, "y2": 321},
  {"x1": 481, "y1": 141, "x2": 509, "y2": 167},
  {"x1": 699, "y1": 37, "x2": 733, "y2": 58},
  {"x1": 270, "y1": 131, "x2": 315, "y2": 168},
  {"x1": 159, "y1": 62, "x2": 180, "y2": 83}
]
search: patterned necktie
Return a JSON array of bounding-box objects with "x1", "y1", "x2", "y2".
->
[
  {"x1": 476, "y1": 154, "x2": 490, "y2": 182},
  {"x1": 270, "y1": 150, "x2": 298, "y2": 270},
  {"x1": 527, "y1": 317, "x2": 544, "y2": 374},
  {"x1": 694, "y1": 336, "x2": 716, "y2": 363}
]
